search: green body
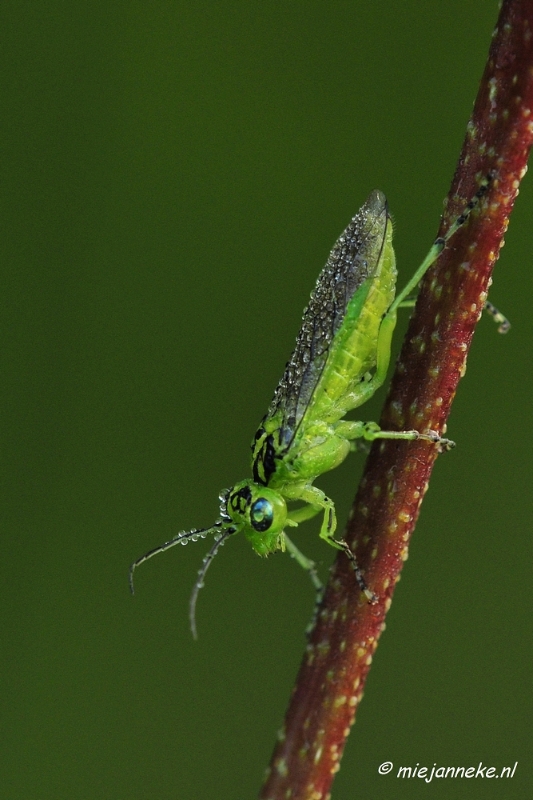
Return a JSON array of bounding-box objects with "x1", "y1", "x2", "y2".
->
[
  {"x1": 130, "y1": 179, "x2": 493, "y2": 635},
  {"x1": 231, "y1": 190, "x2": 399, "y2": 561}
]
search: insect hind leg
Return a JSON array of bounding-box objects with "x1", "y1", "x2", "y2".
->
[
  {"x1": 400, "y1": 296, "x2": 510, "y2": 333},
  {"x1": 484, "y1": 300, "x2": 510, "y2": 333},
  {"x1": 386, "y1": 172, "x2": 494, "y2": 321}
]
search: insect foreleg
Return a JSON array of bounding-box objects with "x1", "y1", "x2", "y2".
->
[
  {"x1": 285, "y1": 484, "x2": 377, "y2": 603},
  {"x1": 287, "y1": 503, "x2": 322, "y2": 526},
  {"x1": 282, "y1": 484, "x2": 337, "y2": 539},
  {"x1": 284, "y1": 534, "x2": 323, "y2": 594}
]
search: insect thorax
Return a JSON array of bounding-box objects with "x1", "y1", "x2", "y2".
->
[{"x1": 251, "y1": 417, "x2": 285, "y2": 486}]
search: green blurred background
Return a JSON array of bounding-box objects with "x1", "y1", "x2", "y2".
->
[{"x1": 1, "y1": 2, "x2": 531, "y2": 798}]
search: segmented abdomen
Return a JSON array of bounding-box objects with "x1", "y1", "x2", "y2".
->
[{"x1": 303, "y1": 250, "x2": 396, "y2": 425}]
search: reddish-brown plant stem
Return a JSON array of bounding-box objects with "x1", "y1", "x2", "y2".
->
[{"x1": 259, "y1": 2, "x2": 533, "y2": 799}]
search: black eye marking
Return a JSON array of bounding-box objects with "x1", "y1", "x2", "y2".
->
[{"x1": 229, "y1": 485, "x2": 252, "y2": 516}]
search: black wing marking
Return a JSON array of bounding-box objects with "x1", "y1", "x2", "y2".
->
[{"x1": 263, "y1": 190, "x2": 389, "y2": 450}]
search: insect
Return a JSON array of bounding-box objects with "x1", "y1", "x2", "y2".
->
[{"x1": 130, "y1": 176, "x2": 507, "y2": 637}]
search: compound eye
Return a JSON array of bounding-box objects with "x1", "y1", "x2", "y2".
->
[{"x1": 250, "y1": 497, "x2": 274, "y2": 532}]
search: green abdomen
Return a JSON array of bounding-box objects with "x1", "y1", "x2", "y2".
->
[{"x1": 303, "y1": 235, "x2": 396, "y2": 424}]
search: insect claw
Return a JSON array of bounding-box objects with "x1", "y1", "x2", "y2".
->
[
  {"x1": 423, "y1": 430, "x2": 455, "y2": 450},
  {"x1": 336, "y1": 538, "x2": 376, "y2": 604},
  {"x1": 440, "y1": 438, "x2": 456, "y2": 451},
  {"x1": 364, "y1": 588, "x2": 379, "y2": 605}
]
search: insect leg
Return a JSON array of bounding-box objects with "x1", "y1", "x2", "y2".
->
[
  {"x1": 288, "y1": 485, "x2": 377, "y2": 603},
  {"x1": 333, "y1": 539, "x2": 378, "y2": 604},
  {"x1": 356, "y1": 225, "x2": 451, "y2": 397},
  {"x1": 386, "y1": 173, "x2": 494, "y2": 321},
  {"x1": 287, "y1": 503, "x2": 322, "y2": 525},
  {"x1": 396, "y1": 297, "x2": 416, "y2": 308},
  {"x1": 340, "y1": 174, "x2": 494, "y2": 414},
  {"x1": 284, "y1": 534, "x2": 325, "y2": 638},
  {"x1": 400, "y1": 296, "x2": 509, "y2": 333},
  {"x1": 284, "y1": 533, "x2": 323, "y2": 594},
  {"x1": 281, "y1": 484, "x2": 336, "y2": 538},
  {"x1": 484, "y1": 300, "x2": 511, "y2": 333},
  {"x1": 364, "y1": 425, "x2": 455, "y2": 450},
  {"x1": 336, "y1": 419, "x2": 455, "y2": 451}
]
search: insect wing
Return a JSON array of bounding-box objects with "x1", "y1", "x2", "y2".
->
[{"x1": 264, "y1": 190, "x2": 390, "y2": 450}]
